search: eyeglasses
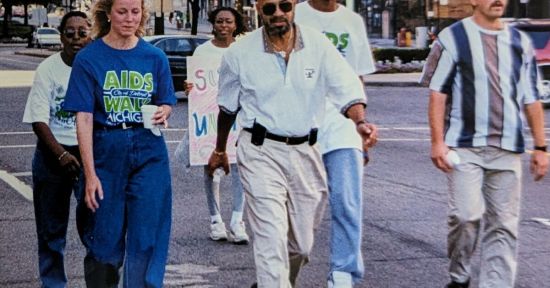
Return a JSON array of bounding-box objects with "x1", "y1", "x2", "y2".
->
[
  {"x1": 63, "y1": 29, "x2": 88, "y2": 39},
  {"x1": 261, "y1": 1, "x2": 293, "y2": 16}
]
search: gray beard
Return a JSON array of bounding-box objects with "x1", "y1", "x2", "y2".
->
[{"x1": 265, "y1": 20, "x2": 291, "y2": 37}]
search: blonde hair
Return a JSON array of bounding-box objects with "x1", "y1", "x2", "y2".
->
[{"x1": 91, "y1": 0, "x2": 149, "y2": 39}]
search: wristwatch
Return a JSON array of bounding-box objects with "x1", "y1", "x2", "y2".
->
[{"x1": 534, "y1": 145, "x2": 548, "y2": 152}]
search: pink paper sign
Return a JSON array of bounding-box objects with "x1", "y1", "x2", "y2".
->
[{"x1": 187, "y1": 56, "x2": 239, "y2": 166}]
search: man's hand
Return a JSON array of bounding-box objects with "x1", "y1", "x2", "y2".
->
[
  {"x1": 59, "y1": 152, "x2": 80, "y2": 177},
  {"x1": 207, "y1": 151, "x2": 230, "y2": 177},
  {"x1": 431, "y1": 142, "x2": 452, "y2": 173},
  {"x1": 530, "y1": 150, "x2": 548, "y2": 181},
  {"x1": 84, "y1": 174, "x2": 103, "y2": 212},
  {"x1": 356, "y1": 122, "x2": 378, "y2": 150}
]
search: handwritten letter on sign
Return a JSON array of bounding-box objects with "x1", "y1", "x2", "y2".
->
[{"x1": 187, "y1": 56, "x2": 239, "y2": 166}]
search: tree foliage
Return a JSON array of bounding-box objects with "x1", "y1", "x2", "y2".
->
[{"x1": 2, "y1": 0, "x2": 60, "y2": 38}]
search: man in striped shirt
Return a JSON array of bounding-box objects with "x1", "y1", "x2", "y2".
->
[{"x1": 421, "y1": 0, "x2": 548, "y2": 287}]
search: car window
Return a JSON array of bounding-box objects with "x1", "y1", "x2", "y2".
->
[
  {"x1": 196, "y1": 38, "x2": 209, "y2": 46},
  {"x1": 540, "y1": 65, "x2": 550, "y2": 81},
  {"x1": 524, "y1": 31, "x2": 550, "y2": 50},
  {"x1": 156, "y1": 38, "x2": 193, "y2": 55},
  {"x1": 38, "y1": 29, "x2": 59, "y2": 35}
]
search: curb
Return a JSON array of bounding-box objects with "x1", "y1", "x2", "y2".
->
[
  {"x1": 12, "y1": 50, "x2": 423, "y2": 87},
  {"x1": 364, "y1": 81, "x2": 421, "y2": 87},
  {"x1": 14, "y1": 50, "x2": 55, "y2": 58}
]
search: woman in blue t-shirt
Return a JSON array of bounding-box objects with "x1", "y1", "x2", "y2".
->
[{"x1": 63, "y1": 0, "x2": 176, "y2": 286}]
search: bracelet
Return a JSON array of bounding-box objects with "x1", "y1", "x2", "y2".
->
[
  {"x1": 58, "y1": 151, "x2": 69, "y2": 161},
  {"x1": 213, "y1": 150, "x2": 226, "y2": 156},
  {"x1": 355, "y1": 120, "x2": 367, "y2": 126},
  {"x1": 534, "y1": 145, "x2": 548, "y2": 152}
]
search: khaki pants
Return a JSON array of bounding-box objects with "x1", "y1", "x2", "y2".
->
[
  {"x1": 237, "y1": 131, "x2": 328, "y2": 288},
  {"x1": 447, "y1": 147, "x2": 522, "y2": 288}
]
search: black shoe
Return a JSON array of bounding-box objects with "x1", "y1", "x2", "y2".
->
[
  {"x1": 446, "y1": 280, "x2": 470, "y2": 288},
  {"x1": 251, "y1": 283, "x2": 257, "y2": 288}
]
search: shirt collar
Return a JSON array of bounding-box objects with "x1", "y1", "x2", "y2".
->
[{"x1": 262, "y1": 24, "x2": 304, "y2": 54}]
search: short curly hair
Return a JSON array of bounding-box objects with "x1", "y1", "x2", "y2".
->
[
  {"x1": 59, "y1": 11, "x2": 90, "y2": 33},
  {"x1": 91, "y1": 0, "x2": 150, "y2": 39},
  {"x1": 208, "y1": 7, "x2": 247, "y2": 37}
]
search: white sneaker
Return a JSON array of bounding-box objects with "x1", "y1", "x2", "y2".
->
[
  {"x1": 229, "y1": 221, "x2": 249, "y2": 245},
  {"x1": 327, "y1": 271, "x2": 353, "y2": 288},
  {"x1": 209, "y1": 222, "x2": 228, "y2": 241}
]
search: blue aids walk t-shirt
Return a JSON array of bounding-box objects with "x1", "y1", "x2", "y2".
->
[{"x1": 64, "y1": 38, "x2": 176, "y2": 126}]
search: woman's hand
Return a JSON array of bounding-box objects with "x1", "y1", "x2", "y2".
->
[
  {"x1": 152, "y1": 104, "x2": 172, "y2": 128},
  {"x1": 85, "y1": 173, "x2": 104, "y2": 212}
]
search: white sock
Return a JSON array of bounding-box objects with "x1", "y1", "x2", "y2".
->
[
  {"x1": 230, "y1": 211, "x2": 243, "y2": 227},
  {"x1": 211, "y1": 214, "x2": 223, "y2": 224}
]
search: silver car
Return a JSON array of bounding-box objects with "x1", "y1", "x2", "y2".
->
[{"x1": 33, "y1": 27, "x2": 61, "y2": 48}]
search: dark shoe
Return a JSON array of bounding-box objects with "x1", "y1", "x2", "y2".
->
[
  {"x1": 446, "y1": 280, "x2": 470, "y2": 288},
  {"x1": 251, "y1": 283, "x2": 257, "y2": 288}
]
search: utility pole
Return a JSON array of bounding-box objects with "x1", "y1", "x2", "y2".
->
[{"x1": 154, "y1": 0, "x2": 165, "y2": 35}]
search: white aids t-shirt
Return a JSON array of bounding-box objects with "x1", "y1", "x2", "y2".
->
[
  {"x1": 295, "y1": 2, "x2": 376, "y2": 154},
  {"x1": 23, "y1": 52, "x2": 77, "y2": 146}
]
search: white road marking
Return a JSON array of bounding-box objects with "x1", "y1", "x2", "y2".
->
[
  {"x1": 0, "y1": 131, "x2": 34, "y2": 135},
  {"x1": 11, "y1": 172, "x2": 32, "y2": 177},
  {"x1": 1, "y1": 58, "x2": 40, "y2": 66},
  {"x1": 0, "y1": 144, "x2": 35, "y2": 149},
  {"x1": 0, "y1": 170, "x2": 33, "y2": 201},
  {"x1": 531, "y1": 218, "x2": 550, "y2": 227},
  {"x1": 163, "y1": 263, "x2": 218, "y2": 287},
  {"x1": 0, "y1": 71, "x2": 35, "y2": 88}
]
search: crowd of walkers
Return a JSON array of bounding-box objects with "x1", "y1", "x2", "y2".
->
[{"x1": 22, "y1": 0, "x2": 548, "y2": 287}]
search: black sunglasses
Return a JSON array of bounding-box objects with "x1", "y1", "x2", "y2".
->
[
  {"x1": 262, "y1": 1, "x2": 293, "y2": 16},
  {"x1": 63, "y1": 29, "x2": 88, "y2": 39}
]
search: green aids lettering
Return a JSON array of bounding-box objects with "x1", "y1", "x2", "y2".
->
[
  {"x1": 325, "y1": 32, "x2": 339, "y2": 47},
  {"x1": 129, "y1": 71, "x2": 144, "y2": 90},
  {"x1": 324, "y1": 32, "x2": 350, "y2": 50},
  {"x1": 208, "y1": 112, "x2": 217, "y2": 132},
  {"x1": 104, "y1": 96, "x2": 122, "y2": 112},
  {"x1": 120, "y1": 97, "x2": 133, "y2": 112},
  {"x1": 121, "y1": 70, "x2": 128, "y2": 88},
  {"x1": 339, "y1": 33, "x2": 349, "y2": 49},
  {"x1": 104, "y1": 71, "x2": 153, "y2": 91},
  {"x1": 143, "y1": 73, "x2": 153, "y2": 92},
  {"x1": 104, "y1": 71, "x2": 121, "y2": 90}
]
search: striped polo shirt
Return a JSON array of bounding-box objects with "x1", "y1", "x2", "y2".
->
[{"x1": 420, "y1": 17, "x2": 540, "y2": 153}]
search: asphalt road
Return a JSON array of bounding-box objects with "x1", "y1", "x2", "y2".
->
[{"x1": 1, "y1": 46, "x2": 550, "y2": 288}]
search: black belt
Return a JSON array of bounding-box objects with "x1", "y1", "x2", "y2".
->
[
  {"x1": 93, "y1": 122, "x2": 144, "y2": 130},
  {"x1": 244, "y1": 128, "x2": 310, "y2": 145}
]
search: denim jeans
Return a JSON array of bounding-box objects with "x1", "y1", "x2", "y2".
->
[
  {"x1": 76, "y1": 127, "x2": 172, "y2": 288},
  {"x1": 202, "y1": 163, "x2": 245, "y2": 217},
  {"x1": 323, "y1": 148, "x2": 365, "y2": 283},
  {"x1": 32, "y1": 141, "x2": 80, "y2": 288}
]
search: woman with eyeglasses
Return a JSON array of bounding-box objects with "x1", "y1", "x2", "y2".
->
[
  {"x1": 22, "y1": 11, "x2": 91, "y2": 287},
  {"x1": 183, "y1": 7, "x2": 249, "y2": 245},
  {"x1": 63, "y1": 0, "x2": 176, "y2": 286}
]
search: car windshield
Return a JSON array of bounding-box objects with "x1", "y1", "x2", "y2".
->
[
  {"x1": 524, "y1": 31, "x2": 550, "y2": 49},
  {"x1": 38, "y1": 29, "x2": 59, "y2": 35}
]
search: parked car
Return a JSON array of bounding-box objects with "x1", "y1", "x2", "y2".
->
[
  {"x1": 32, "y1": 27, "x2": 61, "y2": 48},
  {"x1": 144, "y1": 34, "x2": 211, "y2": 99},
  {"x1": 512, "y1": 20, "x2": 550, "y2": 106}
]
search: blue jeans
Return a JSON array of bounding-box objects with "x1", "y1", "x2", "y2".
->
[
  {"x1": 76, "y1": 127, "x2": 172, "y2": 288},
  {"x1": 203, "y1": 164, "x2": 245, "y2": 217},
  {"x1": 32, "y1": 142, "x2": 80, "y2": 288},
  {"x1": 323, "y1": 148, "x2": 364, "y2": 283}
]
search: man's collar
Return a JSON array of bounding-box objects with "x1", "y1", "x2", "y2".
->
[{"x1": 262, "y1": 24, "x2": 305, "y2": 54}]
